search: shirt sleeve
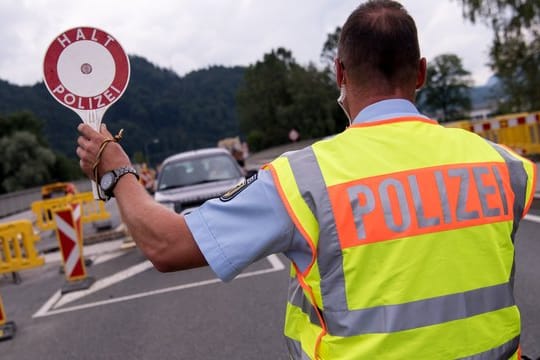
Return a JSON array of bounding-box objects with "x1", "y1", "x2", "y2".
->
[{"x1": 184, "y1": 169, "x2": 311, "y2": 282}]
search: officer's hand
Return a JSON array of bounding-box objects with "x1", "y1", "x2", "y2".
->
[{"x1": 76, "y1": 123, "x2": 132, "y2": 181}]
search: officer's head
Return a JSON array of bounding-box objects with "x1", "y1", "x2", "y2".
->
[{"x1": 335, "y1": 0, "x2": 426, "y2": 114}]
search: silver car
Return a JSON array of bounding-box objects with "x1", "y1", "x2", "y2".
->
[{"x1": 154, "y1": 148, "x2": 246, "y2": 214}]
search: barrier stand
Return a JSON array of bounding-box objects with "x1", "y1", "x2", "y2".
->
[
  {"x1": 0, "y1": 220, "x2": 45, "y2": 283},
  {"x1": 0, "y1": 294, "x2": 16, "y2": 341},
  {"x1": 53, "y1": 204, "x2": 95, "y2": 294}
]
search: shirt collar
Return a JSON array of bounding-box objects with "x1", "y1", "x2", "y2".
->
[{"x1": 351, "y1": 99, "x2": 430, "y2": 125}]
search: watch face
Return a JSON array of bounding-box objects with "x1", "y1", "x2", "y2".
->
[{"x1": 100, "y1": 172, "x2": 115, "y2": 191}]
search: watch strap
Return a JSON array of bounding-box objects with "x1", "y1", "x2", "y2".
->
[{"x1": 104, "y1": 166, "x2": 139, "y2": 198}]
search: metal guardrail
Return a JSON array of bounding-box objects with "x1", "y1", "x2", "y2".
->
[{"x1": 0, "y1": 179, "x2": 91, "y2": 218}]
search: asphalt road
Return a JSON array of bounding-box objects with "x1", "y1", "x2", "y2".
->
[
  {"x1": 1, "y1": 249, "x2": 290, "y2": 360},
  {"x1": 0, "y1": 205, "x2": 539, "y2": 359},
  {"x1": 1, "y1": 157, "x2": 539, "y2": 359}
]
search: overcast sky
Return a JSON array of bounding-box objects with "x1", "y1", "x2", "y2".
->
[{"x1": 0, "y1": 0, "x2": 494, "y2": 88}]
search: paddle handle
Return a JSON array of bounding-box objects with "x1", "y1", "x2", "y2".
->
[
  {"x1": 92, "y1": 181, "x2": 101, "y2": 199},
  {"x1": 79, "y1": 109, "x2": 106, "y2": 200}
]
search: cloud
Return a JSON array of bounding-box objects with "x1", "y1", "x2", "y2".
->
[
  {"x1": 406, "y1": 1, "x2": 493, "y2": 86},
  {"x1": 0, "y1": 0, "x2": 494, "y2": 86}
]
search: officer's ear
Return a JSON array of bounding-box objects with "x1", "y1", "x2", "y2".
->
[
  {"x1": 335, "y1": 58, "x2": 346, "y2": 88},
  {"x1": 416, "y1": 57, "x2": 427, "y2": 90}
]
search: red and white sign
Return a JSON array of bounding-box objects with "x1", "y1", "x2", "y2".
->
[
  {"x1": 54, "y1": 205, "x2": 87, "y2": 281},
  {"x1": 43, "y1": 27, "x2": 130, "y2": 200},
  {"x1": 43, "y1": 27, "x2": 130, "y2": 111}
]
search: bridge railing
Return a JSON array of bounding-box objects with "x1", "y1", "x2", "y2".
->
[{"x1": 0, "y1": 179, "x2": 91, "y2": 219}]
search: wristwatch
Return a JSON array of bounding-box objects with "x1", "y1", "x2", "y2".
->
[{"x1": 99, "y1": 166, "x2": 139, "y2": 198}]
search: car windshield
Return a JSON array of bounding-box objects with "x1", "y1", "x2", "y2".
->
[{"x1": 157, "y1": 153, "x2": 241, "y2": 190}]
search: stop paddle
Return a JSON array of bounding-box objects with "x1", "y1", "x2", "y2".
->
[{"x1": 43, "y1": 26, "x2": 130, "y2": 199}]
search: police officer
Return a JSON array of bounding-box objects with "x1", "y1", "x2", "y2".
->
[{"x1": 76, "y1": 1, "x2": 537, "y2": 359}]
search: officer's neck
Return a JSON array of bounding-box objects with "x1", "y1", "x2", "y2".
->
[{"x1": 348, "y1": 87, "x2": 416, "y2": 120}]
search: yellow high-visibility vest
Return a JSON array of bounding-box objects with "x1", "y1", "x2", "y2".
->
[{"x1": 265, "y1": 117, "x2": 537, "y2": 360}]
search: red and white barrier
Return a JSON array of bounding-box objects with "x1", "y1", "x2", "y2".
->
[{"x1": 54, "y1": 204, "x2": 87, "y2": 281}]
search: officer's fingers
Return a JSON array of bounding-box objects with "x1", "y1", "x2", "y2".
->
[
  {"x1": 99, "y1": 123, "x2": 114, "y2": 138},
  {"x1": 77, "y1": 123, "x2": 100, "y2": 139},
  {"x1": 76, "y1": 146, "x2": 94, "y2": 178},
  {"x1": 77, "y1": 134, "x2": 100, "y2": 157},
  {"x1": 77, "y1": 134, "x2": 90, "y2": 150},
  {"x1": 76, "y1": 141, "x2": 94, "y2": 163}
]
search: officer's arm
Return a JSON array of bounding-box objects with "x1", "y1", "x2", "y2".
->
[
  {"x1": 113, "y1": 174, "x2": 207, "y2": 272},
  {"x1": 76, "y1": 123, "x2": 207, "y2": 272}
]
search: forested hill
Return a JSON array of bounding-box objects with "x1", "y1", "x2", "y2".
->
[{"x1": 0, "y1": 56, "x2": 246, "y2": 161}]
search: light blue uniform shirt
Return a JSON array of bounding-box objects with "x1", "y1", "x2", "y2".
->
[{"x1": 185, "y1": 99, "x2": 430, "y2": 281}]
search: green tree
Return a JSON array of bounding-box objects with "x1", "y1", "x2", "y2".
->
[
  {"x1": 0, "y1": 111, "x2": 83, "y2": 193},
  {"x1": 456, "y1": 0, "x2": 540, "y2": 111},
  {"x1": 236, "y1": 48, "x2": 345, "y2": 151},
  {"x1": 0, "y1": 111, "x2": 47, "y2": 145},
  {"x1": 417, "y1": 54, "x2": 473, "y2": 122},
  {"x1": 49, "y1": 152, "x2": 83, "y2": 182},
  {"x1": 0, "y1": 131, "x2": 55, "y2": 193},
  {"x1": 236, "y1": 48, "x2": 297, "y2": 151},
  {"x1": 320, "y1": 26, "x2": 341, "y2": 73},
  {"x1": 286, "y1": 64, "x2": 344, "y2": 139}
]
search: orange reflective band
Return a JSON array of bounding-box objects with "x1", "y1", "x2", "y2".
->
[
  {"x1": 349, "y1": 116, "x2": 438, "y2": 128},
  {"x1": 524, "y1": 163, "x2": 537, "y2": 216},
  {"x1": 329, "y1": 162, "x2": 514, "y2": 249},
  {"x1": 293, "y1": 264, "x2": 327, "y2": 360}
]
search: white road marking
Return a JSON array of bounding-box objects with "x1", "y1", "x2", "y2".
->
[
  {"x1": 53, "y1": 260, "x2": 154, "y2": 308},
  {"x1": 266, "y1": 253, "x2": 286, "y2": 271},
  {"x1": 33, "y1": 290, "x2": 62, "y2": 318},
  {"x1": 33, "y1": 254, "x2": 286, "y2": 318},
  {"x1": 91, "y1": 251, "x2": 126, "y2": 265},
  {"x1": 524, "y1": 214, "x2": 540, "y2": 223}
]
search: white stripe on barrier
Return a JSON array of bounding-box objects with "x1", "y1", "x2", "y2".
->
[
  {"x1": 55, "y1": 214, "x2": 77, "y2": 242},
  {"x1": 58, "y1": 214, "x2": 79, "y2": 276},
  {"x1": 72, "y1": 204, "x2": 81, "y2": 221},
  {"x1": 64, "y1": 243, "x2": 80, "y2": 276}
]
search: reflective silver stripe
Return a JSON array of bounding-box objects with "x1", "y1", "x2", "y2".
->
[
  {"x1": 487, "y1": 142, "x2": 529, "y2": 236},
  {"x1": 458, "y1": 335, "x2": 519, "y2": 360},
  {"x1": 322, "y1": 282, "x2": 515, "y2": 336},
  {"x1": 286, "y1": 337, "x2": 312, "y2": 360},
  {"x1": 486, "y1": 142, "x2": 529, "y2": 290},
  {"x1": 288, "y1": 277, "x2": 321, "y2": 327},
  {"x1": 287, "y1": 147, "x2": 348, "y2": 310}
]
